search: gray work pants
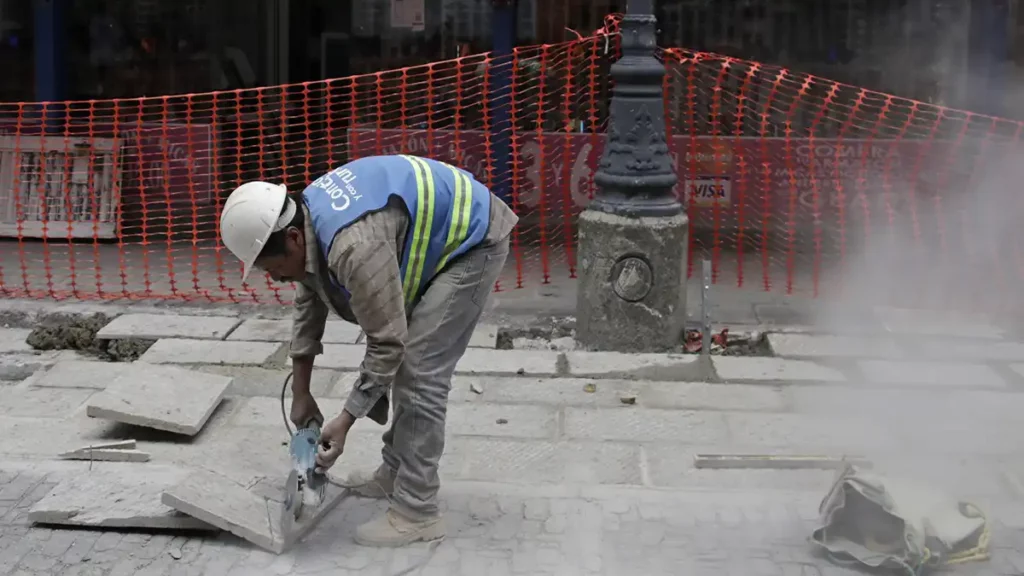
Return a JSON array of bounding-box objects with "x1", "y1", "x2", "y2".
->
[{"x1": 381, "y1": 234, "x2": 509, "y2": 521}]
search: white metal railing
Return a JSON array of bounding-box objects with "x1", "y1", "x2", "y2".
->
[{"x1": 0, "y1": 135, "x2": 121, "y2": 239}]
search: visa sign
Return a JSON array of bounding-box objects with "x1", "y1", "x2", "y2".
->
[{"x1": 684, "y1": 178, "x2": 731, "y2": 207}]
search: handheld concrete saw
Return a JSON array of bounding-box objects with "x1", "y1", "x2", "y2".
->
[{"x1": 283, "y1": 420, "x2": 328, "y2": 523}]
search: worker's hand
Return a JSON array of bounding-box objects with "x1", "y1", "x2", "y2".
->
[
  {"x1": 316, "y1": 411, "x2": 354, "y2": 473},
  {"x1": 290, "y1": 392, "x2": 323, "y2": 429}
]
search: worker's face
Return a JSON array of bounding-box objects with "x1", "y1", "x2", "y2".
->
[{"x1": 254, "y1": 227, "x2": 307, "y2": 283}]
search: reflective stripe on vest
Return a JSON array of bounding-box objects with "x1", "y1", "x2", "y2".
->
[{"x1": 399, "y1": 154, "x2": 475, "y2": 307}]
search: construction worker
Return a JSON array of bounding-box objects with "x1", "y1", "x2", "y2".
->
[{"x1": 219, "y1": 154, "x2": 517, "y2": 546}]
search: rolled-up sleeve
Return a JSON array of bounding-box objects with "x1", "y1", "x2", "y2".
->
[
  {"x1": 289, "y1": 281, "x2": 329, "y2": 358},
  {"x1": 326, "y1": 218, "x2": 407, "y2": 419}
]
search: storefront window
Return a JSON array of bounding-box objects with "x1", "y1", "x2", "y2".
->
[
  {"x1": 0, "y1": 0, "x2": 33, "y2": 101},
  {"x1": 67, "y1": 0, "x2": 214, "y2": 100},
  {"x1": 347, "y1": 0, "x2": 494, "y2": 74}
]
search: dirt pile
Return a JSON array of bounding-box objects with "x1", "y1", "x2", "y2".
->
[{"x1": 26, "y1": 312, "x2": 154, "y2": 361}]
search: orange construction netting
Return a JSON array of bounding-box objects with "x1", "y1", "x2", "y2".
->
[{"x1": 1, "y1": 14, "x2": 1022, "y2": 312}]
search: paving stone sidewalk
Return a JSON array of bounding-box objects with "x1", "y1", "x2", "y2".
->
[
  {"x1": 3, "y1": 466, "x2": 1024, "y2": 576},
  {"x1": 2, "y1": 300, "x2": 1024, "y2": 575}
]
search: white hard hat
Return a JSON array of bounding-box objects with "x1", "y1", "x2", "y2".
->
[{"x1": 219, "y1": 181, "x2": 296, "y2": 282}]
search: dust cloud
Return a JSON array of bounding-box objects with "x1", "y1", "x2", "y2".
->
[{"x1": 800, "y1": 136, "x2": 1024, "y2": 505}]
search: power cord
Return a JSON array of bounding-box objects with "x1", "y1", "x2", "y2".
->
[
  {"x1": 280, "y1": 372, "x2": 294, "y2": 437},
  {"x1": 280, "y1": 372, "x2": 443, "y2": 574}
]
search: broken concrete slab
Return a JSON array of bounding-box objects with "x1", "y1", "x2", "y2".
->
[
  {"x1": 29, "y1": 465, "x2": 216, "y2": 530},
  {"x1": 86, "y1": 364, "x2": 231, "y2": 436},
  {"x1": 0, "y1": 355, "x2": 47, "y2": 382},
  {"x1": 58, "y1": 448, "x2": 150, "y2": 462},
  {"x1": 0, "y1": 328, "x2": 33, "y2": 353},
  {"x1": 228, "y1": 319, "x2": 363, "y2": 344},
  {"x1": 138, "y1": 339, "x2": 281, "y2": 366},
  {"x1": 161, "y1": 469, "x2": 347, "y2": 554},
  {"x1": 96, "y1": 313, "x2": 241, "y2": 341},
  {"x1": 565, "y1": 351, "x2": 701, "y2": 380},
  {"x1": 67, "y1": 439, "x2": 136, "y2": 451}
]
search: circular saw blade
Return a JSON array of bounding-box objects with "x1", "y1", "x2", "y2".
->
[{"x1": 283, "y1": 469, "x2": 302, "y2": 520}]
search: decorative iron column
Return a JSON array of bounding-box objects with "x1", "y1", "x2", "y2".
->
[
  {"x1": 575, "y1": 0, "x2": 689, "y2": 352},
  {"x1": 590, "y1": 0, "x2": 681, "y2": 218}
]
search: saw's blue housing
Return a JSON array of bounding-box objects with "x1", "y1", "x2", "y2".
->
[{"x1": 289, "y1": 424, "x2": 327, "y2": 499}]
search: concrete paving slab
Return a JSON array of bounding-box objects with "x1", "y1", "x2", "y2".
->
[
  {"x1": 447, "y1": 378, "x2": 786, "y2": 412},
  {"x1": 469, "y1": 324, "x2": 499, "y2": 348},
  {"x1": 637, "y1": 381, "x2": 788, "y2": 412},
  {"x1": 231, "y1": 396, "x2": 556, "y2": 440},
  {"x1": 918, "y1": 341, "x2": 1024, "y2": 362},
  {"x1": 456, "y1": 348, "x2": 560, "y2": 376},
  {"x1": 161, "y1": 469, "x2": 348, "y2": 554},
  {"x1": 766, "y1": 333, "x2": 904, "y2": 359},
  {"x1": 446, "y1": 403, "x2": 558, "y2": 439},
  {"x1": 96, "y1": 313, "x2": 241, "y2": 341},
  {"x1": 317, "y1": 345, "x2": 560, "y2": 376},
  {"x1": 226, "y1": 319, "x2": 292, "y2": 342},
  {"x1": 442, "y1": 438, "x2": 643, "y2": 485},
  {"x1": 194, "y1": 366, "x2": 336, "y2": 397},
  {"x1": 228, "y1": 319, "x2": 362, "y2": 344},
  {"x1": 312, "y1": 344, "x2": 363, "y2": 370},
  {"x1": 754, "y1": 303, "x2": 881, "y2": 332},
  {"x1": 563, "y1": 407, "x2": 731, "y2": 444},
  {"x1": 0, "y1": 387, "x2": 94, "y2": 418},
  {"x1": 859, "y1": 360, "x2": 1007, "y2": 388},
  {"x1": 725, "y1": 412, "x2": 895, "y2": 452},
  {"x1": 29, "y1": 359, "x2": 147, "y2": 390},
  {"x1": 565, "y1": 351, "x2": 702, "y2": 379},
  {"x1": 874, "y1": 307, "x2": 1004, "y2": 339},
  {"x1": 712, "y1": 356, "x2": 846, "y2": 383},
  {"x1": 138, "y1": 339, "x2": 281, "y2": 365},
  {"x1": 447, "y1": 376, "x2": 625, "y2": 406},
  {"x1": 230, "y1": 397, "x2": 347, "y2": 429},
  {"x1": 86, "y1": 364, "x2": 231, "y2": 436},
  {"x1": 0, "y1": 328, "x2": 32, "y2": 353},
  {"x1": 28, "y1": 465, "x2": 216, "y2": 530},
  {"x1": 322, "y1": 322, "x2": 364, "y2": 344}
]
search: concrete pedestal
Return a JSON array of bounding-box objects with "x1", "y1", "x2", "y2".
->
[{"x1": 575, "y1": 208, "x2": 690, "y2": 352}]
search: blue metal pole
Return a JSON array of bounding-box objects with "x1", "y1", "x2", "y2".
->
[
  {"x1": 33, "y1": 0, "x2": 67, "y2": 129},
  {"x1": 969, "y1": 0, "x2": 1009, "y2": 115},
  {"x1": 488, "y1": 0, "x2": 516, "y2": 205}
]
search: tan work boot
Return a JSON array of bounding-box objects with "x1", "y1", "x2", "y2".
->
[
  {"x1": 354, "y1": 508, "x2": 445, "y2": 548},
  {"x1": 338, "y1": 464, "x2": 395, "y2": 499}
]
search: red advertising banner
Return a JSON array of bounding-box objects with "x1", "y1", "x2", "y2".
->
[{"x1": 349, "y1": 127, "x2": 977, "y2": 235}]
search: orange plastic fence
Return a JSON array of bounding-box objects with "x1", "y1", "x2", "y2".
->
[
  {"x1": 1, "y1": 15, "x2": 1022, "y2": 311},
  {"x1": 662, "y1": 49, "x2": 1024, "y2": 310}
]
